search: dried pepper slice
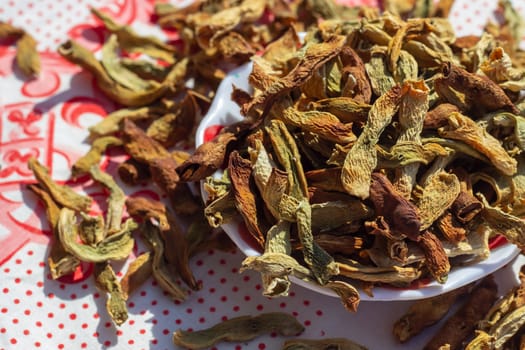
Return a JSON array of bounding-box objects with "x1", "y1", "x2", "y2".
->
[
  {"x1": 241, "y1": 35, "x2": 347, "y2": 117},
  {"x1": 438, "y1": 111, "x2": 518, "y2": 176},
  {"x1": 392, "y1": 80, "x2": 429, "y2": 197},
  {"x1": 0, "y1": 22, "x2": 40, "y2": 76},
  {"x1": 101, "y1": 34, "x2": 161, "y2": 92},
  {"x1": 58, "y1": 39, "x2": 188, "y2": 107},
  {"x1": 120, "y1": 252, "x2": 153, "y2": 299},
  {"x1": 89, "y1": 165, "x2": 126, "y2": 234},
  {"x1": 340, "y1": 85, "x2": 404, "y2": 199},
  {"x1": 72, "y1": 136, "x2": 122, "y2": 177},
  {"x1": 138, "y1": 221, "x2": 187, "y2": 301},
  {"x1": 435, "y1": 62, "x2": 520, "y2": 115},
  {"x1": 393, "y1": 283, "x2": 472, "y2": 343},
  {"x1": 94, "y1": 262, "x2": 128, "y2": 326},
  {"x1": 27, "y1": 184, "x2": 80, "y2": 279},
  {"x1": 126, "y1": 196, "x2": 199, "y2": 291},
  {"x1": 28, "y1": 157, "x2": 92, "y2": 212},
  {"x1": 172, "y1": 312, "x2": 304, "y2": 349},
  {"x1": 177, "y1": 121, "x2": 251, "y2": 182},
  {"x1": 228, "y1": 151, "x2": 266, "y2": 250},
  {"x1": 57, "y1": 208, "x2": 136, "y2": 263},
  {"x1": 423, "y1": 276, "x2": 498, "y2": 350},
  {"x1": 91, "y1": 8, "x2": 177, "y2": 64},
  {"x1": 146, "y1": 93, "x2": 198, "y2": 148}
]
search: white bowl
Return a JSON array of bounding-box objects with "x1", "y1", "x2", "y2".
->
[{"x1": 195, "y1": 61, "x2": 521, "y2": 301}]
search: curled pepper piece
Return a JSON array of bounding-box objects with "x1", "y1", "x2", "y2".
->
[
  {"x1": 89, "y1": 165, "x2": 126, "y2": 234},
  {"x1": 241, "y1": 35, "x2": 347, "y2": 117},
  {"x1": 149, "y1": 156, "x2": 201, "y2": 216},
  {"x1": 228, "y1": 151, "x2": 266, "y2": 250},
  {"x1": 416, "y1": 230, "x2": 450, "y2": 284},
  {"x1": 308, "y1": 97, "x2": 371, "y2": 123},
  {"x1": 101, "y1": 34, "x2": 160, "y2": 92},
  {"x1": 278, "y1": 105, "x2": 357, "y2": 144},
  {"x1": 479, "y1": 194, "x2": 525, "y2": 251},
  {"x1": 416, "y1": 171, "x2": 460, "y2": 230},
  {"x1": 120, "y1": 252, "x2": 153, "y2": 299},
  {"x1": 89, "y1": 104, "x2": 166, "y2": 137},
  {"x1": 146, "y1": 93, "x2": 198, "y2": 148},
  {"x1": 91, "y1": 8, "x2": 177, "y2": 64},
  {"x1": 139, "y1": 221, "x2": 187, "y2": 300},
  {"x1": 336, "y1": 257, "x2": 422, "y2": 284},
  {"x1": 393, "y1": 80, "x2": 429, "y2": 198},
  {"x1": 58, "y1": 208, "x2": 136, "y2": 263},
  {"x1": 325, "y1": 280, "x2": 360, "y2": 313},
  {"x1": 177, "y1": 121, "x2": 250, "y2": 182}
]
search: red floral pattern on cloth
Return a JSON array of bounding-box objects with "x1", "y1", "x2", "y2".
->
[{"x1": 0, "y1": 0, "x2": 525, "y2": 349}]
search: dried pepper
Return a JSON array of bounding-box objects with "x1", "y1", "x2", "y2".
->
[
  {"x1": 172, "y1": 312, "x2": 304, "y2": 349},
  {"x1": 57, "y1": 208, "x2": 136, "y2": 263},
  {"x1": 126, "y1": 196, "x2": 199, "y2": 291},
  {"x1": 423, "y1": 276, "x2": 499, "y2": 350},
  {"x1": 72, "y1": 136, "x2": 122, "y2": 177},
  {"x1": 137, "y1": 221, "x2": 187, "y2": 301},
  {"x1": 0, "y1": 22, "x2": 40, "y2": 77},
  {"x1": 91, "y1": 8, "x2": 177, "y2": 64},
  {"x1": 28, "y1": 157, "x2": 92, "y2": 212},
  {"x1": 58, "y1": 39, "x2": 188, "y2": 107},
  {"x1": 27, "y1": 184, "x2": 80, "y2": 279},
  {"x1": 282, "y1": 338, "x2": 368, "y2": 350},
  {"x1": 393, "y1": 283, "x2": 472, "y2": 343},
  {"x1": 94, "y1": 262, "x2": 128, "y2": 326},
  {"x1": 120, "y1": 251, "x2": 153, "y2": 299},
  {"x1": 341, "y1": 85, "x2": 404, "y2": 199}
]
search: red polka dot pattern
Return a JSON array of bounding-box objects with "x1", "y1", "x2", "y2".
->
[
  {"x1": 0, "y1": 0, "x2": 107, "y2": 51},
  {"x1": 0, "y1": 0, "x2": 524, "y2": 349}
]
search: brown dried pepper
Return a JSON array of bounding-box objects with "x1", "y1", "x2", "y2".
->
[
  {"x1": 368, "y1": 172, "x2": 422, "y2": 241},
  {"x1": 393, "y1": 284, "x2": 472, "y2": 343},
  {"x1": 423, "y1": 276, "x2": 499, "y2": 350}
]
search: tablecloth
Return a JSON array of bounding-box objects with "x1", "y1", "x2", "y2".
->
[{"x1": 1, "y1": 0, "x2": 525, "y2": 349}]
